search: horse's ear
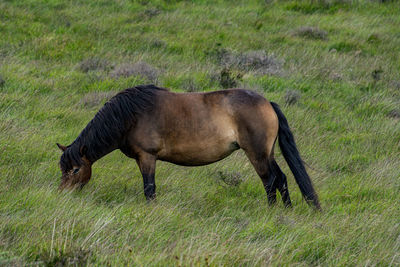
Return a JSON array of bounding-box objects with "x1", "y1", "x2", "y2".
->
[
  {"x1": 57, "y1": 143, "x2": 67, "y2": 152},
  {"x1": 79, "y1": 145, "x2": 87, "y2": 157}
]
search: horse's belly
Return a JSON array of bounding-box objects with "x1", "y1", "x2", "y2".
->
[
  {"x1": 158, "y1": 142, "x2": 239, "y2": 166},
  {"x1": 157, "y1": 133, "x2": 239, "y2": 166}
]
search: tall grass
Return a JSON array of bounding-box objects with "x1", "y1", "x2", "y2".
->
[{"x1": 0, "y1": 0, "x2": 399, "y2": 265}]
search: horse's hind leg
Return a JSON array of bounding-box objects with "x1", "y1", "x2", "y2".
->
[
  {"x1": 245, "y1": 152, "x2": 278, "y2": 205},
  {"x1": 237, "y1": 101, "x2": 280, "y2": 205},
  {"x1": 271, "y1": 160, "x2": 292, "y2": 207},
  {"x1": 247, "y1": 156, "x2": 292, "y2": 207}
]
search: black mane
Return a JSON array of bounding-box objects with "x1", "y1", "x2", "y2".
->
[{"x1": 60, "y1": 84, "x2": 167, "y2": 171}]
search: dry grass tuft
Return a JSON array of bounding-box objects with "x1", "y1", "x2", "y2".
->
[
  {"x1": 0, "y1": 75, "x2": 5, "y2": 87},
  {"x1": 392, "y1": 80, "x2": 400, "y2": 90},
  {"x1": 41, "y1": 248, "x2": 90, "y2": 266},
  {"x1": 371, "y1": 69, "x2": 383, "y2": 82},
  {"x1": 216, "y1": 170, "x2": 245, "y2": 186},
  {"x1": 78, "y1": 58, "x2": 112, "y2": 73},
  {"x1": 238, "y1": 50, "x2": 282, "y2": 75},
  {"x1": 294, "y1": 26, "x2": 328, "y2": 40},
  {"x1": 367, "y1": 33, "x2": 381, "y2": 43},
  {"x1": 387, "y1": 109, "x2": 400, "y2": 119},
  {"x1": 285, "y1": 90, "x2": 301, "y2": 105},
  {"x1": 150, "y1": 39, "x2": 167, "y2": 49},
  {"x1": 216, "y1": 49, "x2": 282, "y2": 75},
  {"x1": 212, "y1": 68, "x2": 243, "y2": 89},
  {"x1": 143, "y1": 8, "x2": 161, "y2": 18},
  {"x1": 110, "y1": 62, "x2": 159, "y2": 83}
]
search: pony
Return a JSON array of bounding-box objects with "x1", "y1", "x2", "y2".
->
[{"x1": 57, "y1": 85, "x2": 320, "y2": 210}]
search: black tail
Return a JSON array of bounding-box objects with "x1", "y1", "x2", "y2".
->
[{"x1": 270, "y1": 102, "x2": 321, "y2": 210}]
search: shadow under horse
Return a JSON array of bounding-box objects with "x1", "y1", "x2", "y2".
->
[{"x1": 57, "y1": 85, "x2": 321, "y2": 210}]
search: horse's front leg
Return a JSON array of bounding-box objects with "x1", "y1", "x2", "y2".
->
[{"x1": 136, "y1": 153, "x2": 157, "y2": 200}]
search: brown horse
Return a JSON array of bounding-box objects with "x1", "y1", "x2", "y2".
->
[{"x1": 57, "y1": 85, "x2": 320, "y2": 210}]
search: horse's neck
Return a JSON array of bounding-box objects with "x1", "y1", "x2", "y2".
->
[
  {"x1": 86, "y1": 143, "x2": 118, "y2": 164},
  {"x1": 78, "y1": 130, "x2": 119, "y2": 164}
]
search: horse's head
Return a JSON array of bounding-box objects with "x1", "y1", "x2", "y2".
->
[{"x1": 57, "y1": 143, "x2": 92, "y2": 190}]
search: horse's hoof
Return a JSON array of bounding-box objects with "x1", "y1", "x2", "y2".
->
[{"x1": 146, "y1": 194, "x2": 157, "y2": 202}]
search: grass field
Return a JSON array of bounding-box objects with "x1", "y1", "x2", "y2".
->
[{"x1": 1, "y1": 0, "x2": 400, "y2": 265}]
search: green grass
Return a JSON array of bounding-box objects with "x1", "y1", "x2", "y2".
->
[{"x1": 1, "y1": 0, "x2": 399, "y2": 265}]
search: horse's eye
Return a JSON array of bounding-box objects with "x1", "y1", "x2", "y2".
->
[{"x1": 73, "y1": 168, "x2": 80, "y2": 174}]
